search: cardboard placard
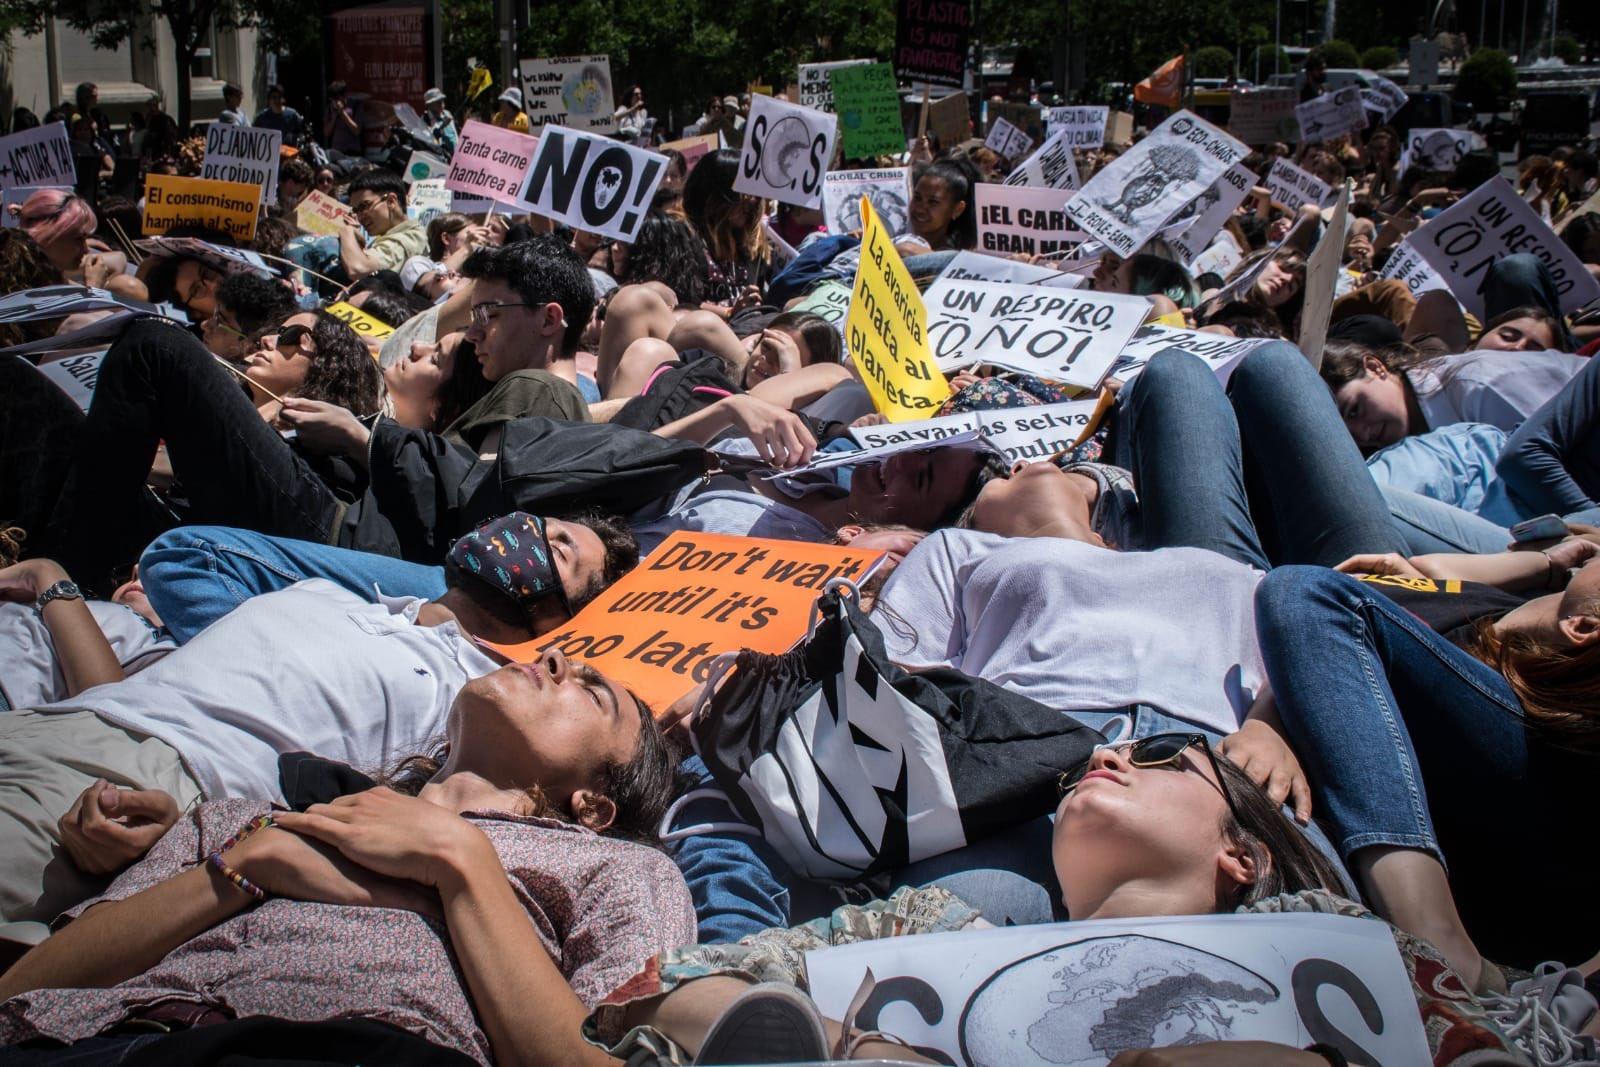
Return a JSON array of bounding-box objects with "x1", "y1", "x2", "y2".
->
[
  {"x1": 894, "y1": 0, "x2": 971, "y2": 89},
  {"x1": 1002, "y1": 130, "x2": 1081, "y2": 191},
  {"x1": 660, "y1": 134, "x2": 719, "y2": 174},
  {"x1": 1363, "y1": 74, "x2": 1409, "y2": 121},
  {"x1": 405, "y1": 178, "x2": 452, "y2": 224},
  {"x1": 1377, "y1": 238, "x2": 1450, "y2": 295},
  {"x1": 791, "y1": 279, "x2": 853, "y2": 346},
  {"x1": 488, "y1": 533, "x2": 886, "y2": 708},
  {"x1": 734, "y1": 95, "x2": 836, "y2": 209},
  {"x1": 926, "y1": 278, "x2": 1148, "y2": 388},
  {"x1": 1104, "y1": 110, "x2": 1135, "y2": 148},
  {"x1": 1110, "y1": 323, "x2": 1270, "y2": 385},
  {"x1": 1399, "y1": 128, "x2": 1477, "y2": 176},
  {"x1": 806, "y1": 914, "x2": 1430, "y2": 1067},
  {"x1": 848, "y1": 196, "x2": 951, "y2": 421},
  {"x1": 517, "y1": 55, "x2": 616, "y2": 133},
  {"x1": 1, "y1": 184, "x2": 72, "y2": 228},
  {"x1": 1409, "y1": 176, "x2": 1600, "y2": 319},
  {"x1": 830, "y1": 62, "x2": 907, "y2": 159},
  {"x1": 1267, "y1": 156, "x2": 1331, "y2": 213},
  {"x1": 1167, "y1": 162, "x2": 1256, "y2": 267},
  {"x1": 924, "y1": 92, "x2": 971, "y2": 146},
  {"x1": 926, "y1": 249, "x2": 1086, "y2": 293},
  {"x1": 983, "y1": 116, "x2": 1033, "y2": 162},
  {"x1": 974, "y1": 184, "x2": 1081, "y2": 257},
  {"x1": 0, "y1": 122, "x2": 76, "y2": 191},
  {"x1": 403, "y1": 151, "x2": 448, "y2": 185},
  {"x1": 850, "y1": 397, "x2": 1106, "y2": 461},
  {"x1": 446, "y1": 120, "x2": 541, "y2": 207},
  {"x1": 1228, "y1": 88, "x2": 1301, "y2": 144},
  {"x1": 1065, "y1": 110, "x2": 1247, "y2": 258},
  {"x1": 519, "y1": 126, "x2": 667, "y2": 242},
  {"x1": 822, "y1": 168, "x2": 912, "y2": 236},
  {"x1": 1295, "y1": 87, "x2": 1368, "y2": 143},
  {"x1": 325, "y1": 300, "x2": 396, "y2": 340},
  {"x1": 31, "y1": 349, "x2": 107, "y2": 412},
  {"x1": 1299, "y1": 185, "x2": 1349, "y2": 368},
  {"x1": 142, "y1": 173, "x2": 260, "y2": 242},
  {"x1": 798, "y1": 59, "x2": 873, "y2": 113},
  {"x1": 1043, "y1": 106, "x2": 1108, "y2": 148},
  {"x1": 201, "y1": 123, "x2": 281, "y2": 203},
  {"x1": 295, "y1": 189, "x2": 357, "y2": 236}
]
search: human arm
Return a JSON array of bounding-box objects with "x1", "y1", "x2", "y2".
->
[
  {"x1": 653, "y1": 393, "x2": 816, "y2": 468},
  {"x1": 0, "y1": 559, "x2": 124, "y2": 695},
  {"x1": 1338, "y1": 539, "x2": 1597, "y2": 592},
  {"x1": 1217, "y1": 686, "x2": 1312, "y2": 823},
  {"x1": 745, "y1": 361, "x2": 853, "y2": 411},
  {"x1": 277, "y1": 398, "x2": 372, "y2": 467},
  {"x1": 338, "y1": 222, "x2": 382, "y2": 278},
  {"x1": 1496, "y1": 352, "x2": 1600, "y2": 517},
  {"x1": 58, "y1": 781, "x2": 181, "y2": 875}
]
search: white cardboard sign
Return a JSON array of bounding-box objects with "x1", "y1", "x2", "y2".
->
[
  {"x1": 1295, "y1": 87, "x2": 1368, "y2": 143},
  {"x1": 201, "y1": 123, "x2": 281, "y2": 203},
  {"x1": 1410, "y1": 176, "x2": 1600, "y2": 319},
  {"x1": 850, "y1": 398, "x2": 1104, "y2": 461},
  {"x1": 404, "y1": 151, "x2": 449, "y2": 185},
  {"x1": 1167, "y1": 162, "x2": 1256, "y2": 268},
  {"x1": 927, "y1": 250, "x2": 1087, "y2": 293},
  {"x1": 406, "y1": 178, "x2": 452, "y2": 223},
  {"x1": 974, "y1": 183, "x2": 1081, "y2": 258},
  {"x1": 517, "y1": 55, "x2": 616, "y2": 133},
  {"x1": 805, "y1": 913, "x2": 1430, "y2": 1067},
  {"x1": 1399, "y1": 128, "x2": 1478, "y2": 176},
  {"x1": 925, "y1": 278, "x2": 1149, "y2": 388},
  {"x1": 1267, "y1": 156, "x2": 1331, "y2": 214},
  {"x1": 984, "y1": 117, "x2": 1033, "y2": 162},
  {"x1": 518, "y1": 125, "x2": 668, "y2": 242},
  {"x1": 1362, "y1": 74, "x2": 1409, "y2": 121},
  {"x1": 1002, "y1": 129, "x2": 1081, "y2": 191},
  {"x1": 1377, "y1": 238, "x2": 1449, "y2": 296},
  {"x1": 1110, "y1": 323, "x2": 1270, "y2": 386},
  {"x1": 1228, "y1": 88, "x2": 1300, "y2": 144},
  {"x1": 33, "y1": 349, "x2": 107, "y2": 412},
  {"x1": 0, "y1": 123, "x2": 76, "y2": 191},
  {"x1": 798, "y1": 59, "x2": 872, "y2": 113},
  {"x1": 822, "y1": 168, "x2": 912, "y2": 237},
  {"x1": 1066, "y1": 110, "x2": 1247, "y2": 258},
  {"x1": 1043, "y1": 106, "x2": 1108, "y2": 148},
  {"x1": 735, "y1": 95, "x2": 836, "y2": 209}
]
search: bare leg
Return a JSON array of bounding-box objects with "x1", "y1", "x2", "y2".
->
[
  {"x1": 668, "y1": 309, "x2": 752, "y2": 383},
  {"x1": 596, "y1": 285, "x2": 676, "y2": 396},
  {"x1": 1354, "y1": 846, "x2": 1498, "y2": 993},
  {"x1": 608, "y1": 337, "x2": 682, "y2": 401}
]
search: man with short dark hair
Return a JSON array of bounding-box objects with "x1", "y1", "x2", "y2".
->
[
  {"x1": 252, "y1": 85, "x2": 305, "y2": 144},
  {"x1": 218, "y1": 83, "x2": 247, "y2": 126},
  {"x1": 202, "y1": 272, "x2": 298, "y2": 361},
  {"x1": 339, "y1": 170, "x2": 427, "y2": 278},
  {"x1": 278, "y1": 156, "x2": 314, "y2": 210},
  {"x1": 459, "y1": 237, "x2": 597, "y2": 399}
]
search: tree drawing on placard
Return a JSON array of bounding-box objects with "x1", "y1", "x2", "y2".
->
[{"x1": 1098, "y1": 144, "x2": 1201, "y2": 225}]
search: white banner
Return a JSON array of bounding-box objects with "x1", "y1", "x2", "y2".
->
[
  {"x1": 806, "y1": 913, "x2": 1430, "y2": 1067},
  {"x1": 33, "y1": 349, "x2": 107, "y2": 412},
  {"x1": 518, "y1": 55, "x2": 616, "y2": 133},
  {"x1": 850, "y1": 398, "x2": 1104, "y2": 461},
  {"x1": 201, "y1": 123, "x2": 281, "y2": 203},
  {"x1": 925, "y1": 278, "x2": 1148, "y2": 388},
  {"x1": 1043, "y1": 106, "x2": 1108, "y2": 148},
  {"x1": 1399, "y1": 128, "x2": 1479, "y2": 176},
  {"x1": 1228, "y1": 88, "x2": 1299, "y2": 144},
  {"x1": 1110, "y1": 323, "x2": 1270, "y2": 385},
  {"x1": 1167, "y1": 162, "x2": 1256, "y2": 268},
  {"x1": 1295, "y1": 87, "x2": 1368, "y2": 143},
  {"x1": 974, "y1": 184, "x2": 1081, "y2": 258},
  {"x1": 735, "y1": 95, "x2": 836, "y2": 209},
  {"x1": 1065, "y1": 110, "x2": 1247, "y2": 258},
  {"x1": 1378, "y1": 238, "x2": 1449, "y2": 296},
  {"x1": 1267, "y1": 156, "x2": 1331, "y2": 214},
  {"x1": 798, "y1": 59, "x2": 872, "y2": 113},
  {"x1": 1362, "y1": 74, "x2": 1409, "y2": 121},
  {"x1": 1002, "y1": 129, "x2": 1080, "y2": 191},
  {"x1": 927, "y1": 249, "x2": 1087, "y2": 293},
  {"x1": 518, "y1": 126, "x2": 668, "y2": 242},
  {"x1": 1409, "y1": 176, "x2": 1600, "y2": 319},
  {"x1": 403, "y1": 151, "x2": 449, "y2": 186},
  {"x1": 822, "y1": 168, "x2": 912, "y2": 236},
  {"x1": 0, "y1": 123, "x2": 76, "y2": 191},
  {"x1": 406, "y1": 177, "x2": 452, "y2": 223},
  {"x1": 984, "y1": 116, "x2": 1033, "y2": 162}
]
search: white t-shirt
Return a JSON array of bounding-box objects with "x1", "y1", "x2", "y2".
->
[
  {"x1": 873, "y1": 530, "x2": 1266, "y2": 735},
  {"x1": 0, "y1": 601, "x2": 175, "y2": 711},
  {"x1": 35, "y1": 580, "x2": 499, "y2": 801},
  {"x1": 1409, "y1": 349, "x2": 1586, "y2": 433}
]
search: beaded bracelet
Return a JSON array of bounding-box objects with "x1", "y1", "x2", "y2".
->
[{"x1": 204, "y1": 813, "x2": 277, "y2": 902}]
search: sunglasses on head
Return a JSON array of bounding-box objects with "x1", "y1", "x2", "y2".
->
[{"x1": 1057, "y1": 732, "x2": 1239, "y2": 822}]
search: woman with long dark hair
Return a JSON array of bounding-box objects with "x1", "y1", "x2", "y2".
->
[{"x1": 681, "y1": 149, "x2": 771, "y2": 306}]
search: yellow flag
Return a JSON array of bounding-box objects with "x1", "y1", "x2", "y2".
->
[
  {"x1": 467, "y1": 66, "x2": 492, "y2": 101},
  {"x1": 846, "y1": 197, "x2": 951, "y2": 422}
]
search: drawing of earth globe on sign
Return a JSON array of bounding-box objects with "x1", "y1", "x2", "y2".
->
[
  {"x1": 761, "y1": 116, "x2": 814, "y2": 191},
  {"x1": 958, "y1": 935, "x2": 1281, "y2": 1067},
  {"x1": 563, "y1": 65, "x2": 611, "y2": 119}
]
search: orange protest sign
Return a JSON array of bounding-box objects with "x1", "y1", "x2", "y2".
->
[{"x1": 485, "y1": 532, "x2": 885, "y2": 708}]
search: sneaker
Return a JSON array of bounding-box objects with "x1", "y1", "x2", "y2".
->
[
  {"x1": 1481, "y1": 962, "x2": 1600, "y2": 1065},
  {"x1": 694, "y1": 982, "x2": 829, "y2": 1065}
]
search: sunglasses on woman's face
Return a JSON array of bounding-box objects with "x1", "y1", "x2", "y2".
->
[
  {"x1": 256, "y1": 323, "x2": 313, "y2": 352},
  {"x1": 1057, "y1": 732, "x2": 1239, "y2": 821}
]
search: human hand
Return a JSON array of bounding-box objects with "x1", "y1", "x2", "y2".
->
[
  {"x1": 750, "y1": 328, "x2": 803, "y2": 379},
  {"x1": 723, "y1": 395, "x2": 816, "y2": 469},
  {"x1": 730, "y1": 285, "x2": 764, "y2": 314},
  {"x1": 1546, "y1": 537, "x2": 1599, "y2": 572},
  {"x1": 1218, "y1": 719, "x2": 1311, "y2": 823},
  {"x1": 851, "y1": 413, "x2": 889, "y2": 428},
  {"x1": 1110, "y1": 1043, "x2": 1327, "y2": 1066},
  {"x1": 276, "y1": 398, "x2": 371, "y2": 459},
  {"x1": 272, "y1": 787, "x2": 492, "y2": 891},
  {"x1": 0, "y1": 559, "x2": 71, "y2": 603},
  {"x1": 948, "y1": 367, "x2": 987, "y2": 393},
  {"x1": 909, "y1": 136, "x2": 933, "y2": 165},
  {"x1": 81, "y1": 251, "x2": 127, "y2": 289},
  {"x1": 1334, "y1": 552, "x2": 1425, "y2": 579},
  {"x1": 228, "y1": 820, "x2": 440, "y2": 916},
  {"x1": 58, "y1": 780, "x2": 181, "y2": 875}
]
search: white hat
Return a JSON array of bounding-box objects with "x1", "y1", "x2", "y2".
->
[
  {"x1": 498, "y1": 87, "x2": 523, "y2": 109},
  {"x1": 400, "y1": 255, "x2": 443, "y2": 292},
  {"x1": 423, "y1": 87, "x2": 446, "y2": 105}
]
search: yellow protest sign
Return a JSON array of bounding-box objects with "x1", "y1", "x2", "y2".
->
[
  {"x1": 485, "y1": 532, "x2": 886, "y2": 708},
  {"x1": 295, "y1": 189, "x2": 356, "y2": 237},
  {"x1": 326, "y1": 301, "x2": 395, "y2": 341},
  {"x1": 847, "y1": 196, "x2": 951, "y2": 422},
  {"x1": 142, "y1": 173, "x2": 260, "y2": 242}
]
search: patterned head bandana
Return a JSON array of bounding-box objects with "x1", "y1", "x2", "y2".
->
[{"x1": 446, "y1": 512, "x2": 570, "y2": 617}]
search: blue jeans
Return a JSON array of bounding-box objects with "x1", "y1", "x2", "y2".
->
[
  {"x1": 140, "y1": 526, "x2": 446, "y2": 643},
  {"x1": 1255, "y1": 566, "x2": 1599, "y2": 966},
  {"x1": 1380, "y1": 486, "x2": 1513, "y2": 555},
  {"x1": 1113, "y1": 344, "x2": 1408, "y2": 566}
]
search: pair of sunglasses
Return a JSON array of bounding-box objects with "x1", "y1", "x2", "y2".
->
[{"x1": 1057, "y1": 732, "x2": 1239, "y2": 822}]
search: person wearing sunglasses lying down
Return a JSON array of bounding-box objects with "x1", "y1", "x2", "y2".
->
[
  {"x1": 0, "y1": 652, "x2": 692, "y2": 1066},
  {"x1": 579, "y1": 734, "x2": 1569, "y2": 1066}
]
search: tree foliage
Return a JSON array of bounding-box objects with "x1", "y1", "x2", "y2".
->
[
  {"x1": 1313, "y1": 39, "x2": 1361, "y2": 68},
  {"x1": 1192, "y1": 46, "x2": 1234, "y2": 78},
  {"x1": 1552, "y1": 35, "x2": 1580, "y2": 64},
  {"x1": 1454, "y1": 48, "x2": 1516, "y2": 110},
  {"x1": 1360, "y1": 45, "x2": 1399, "y2": 69}
]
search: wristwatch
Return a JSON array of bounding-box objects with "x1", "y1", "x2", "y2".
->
[{"x1": 36, "y1": 580, "x2": 83, "y2": 611}]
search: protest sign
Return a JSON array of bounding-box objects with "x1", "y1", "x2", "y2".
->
[
  {"x1": 822, "y1": 169, "x2": 911, "y2": 236},
  {"x1": 518, "y1": 56, "x2": 616, "y2": 133},
  {"x1": 1399, "y1": 127, "x2": 1476, "y2": 176},
  {"x1": 446, "y1": 120, "x2": 541, "y2": 207},
  {"x1": 1266, "y1": 156, "x2": 1331, "y2": 213},
  {"x1": 1362, "y1": 74, "x2": 1409, "y2": 121},
  {"x1": 915, "y1": 92, "x2": 970, "y2": 146},
  {"x1": 295, "y1": 189, "x2": 357, "y2": 236},
  {"x1": 848, "y1": 196, "x2": 951, "y2": 421},
  {"x1": 0, "y1": 285, "x2": 148, "y2": 325},
  {"x1": 1167, "y1": 162, "x2": 1256, "y2": 267},
  {"x1": 926, "y1": 278, "x2": 1148, "y2": 388},
  {"x1": 929, "y1": 250, "x2": 1086, "y2": 292},
  {"x1": 851, "y1": 398, "x2": 1107, "y2": 461},
  {"x1": 974, "y1": 184, "x2": 1081, "y2": 257},
  {"x1": 393, "y1": 102, "x2": 428, "y2": 135},
  {"x1": 894, "y1": 0, "x2": 971, "y2": 89},
  {"x1": 983, "y1": 117, "x2": 1032, "y2": 162},
  {"x1": 798, "y1": 59, "x2": 872, "y2": 112},
  {"x1": 32, "y1": 350, "x2": 108, "y2": 412},
  {"x1": 1110, "y1": 323, "x2": 1270, "y2": 385},
  {"x1": 792, "y1": 279, "x2": 853, "y2": 332},
  {"x1": 1409, "y1": 39, "x2": 1441, "y2": 85},
  {"x1": 403, "y1": 151, "x2": 448, "y2": 185},
  {"x1": 1295, "y1": 86, "x2": 1368, "y2": 143},
  {"x1": 325, "y1": 301, "x2": 396, "y2": 341},
  {"x1": 0, "y1": 123, "x2": 75, "y2": 191},
  {"x1": 1043, "y1": 106, "x2": 1108, "y2": 149},
  {"x1": 405, "y1": 178, "x2": 452, "y2": 224},
  {"x1": 1228, "y1": 88, "x2": 1300, "y2": 144},
  {"x1": 1299, "y1": 186, "x2": 1349, "y2": 367},
  {"x1": 1, "y1": 185, "x2": 71, "y2": 228},
  {"x1": 734, "y1": 96, "x2": 836, "y2": 209},
  {"x1": 660, "y1": 134, "x2": 718, "y2": 173},
  {"x1": 774, "y1": 430, "x2": 985, "y2": 481},
  {"x1": 519, "y1": 126, "x2": 667, "y2": 242},
  {"x1": 806, "y1": 913, "x2": 1430, "y2": 1066},
  {"x1": 201, "y1": 123, "x2": 280, "y2": 203},
  {"x1": 1066, "y1": 110, "x2": 1248, "y2": 258},
  {"x1": 1105, "y1": 110, "x2": 1135, "y2": 147},
  {"x1": 450, "y1": 191, "x2": 497, "y2": 215},
  {"x1": 1002, "y1": 130, "x2": 1081, "y2": 191},
  {"x1": 134, "y1": 237, "x2": 271, "y2": 279},
  {"x1": 989, "y1": 101, "x2": 1044, "y2": 145},
  {"x1": 143, "y1": 174, "x2": 260, "y2": 242},
  {"x1": 489, "y1": 532, "x2": 885, "y2": 707},
  {"x1": 830, "y1": 63, "x2": 906, "y2": 159},
  {"x1": 1410, "y1": 177, "x2": 1600, "y2": 319},
  {"x1": 1378, "y1": 238, "x2": 1450, "y2": 296}
]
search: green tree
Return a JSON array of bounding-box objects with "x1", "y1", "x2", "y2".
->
[
  {"x1": 1454, "y1": 48, "x2": 1516, "y2": 110},
  {"x1": 1552, "y1": 35, "x2": 1581, "y2": 64},
  {"x1": 1253, "y1": 43, "x2": 1290, "y2": 78},
  {"x1": 1360, "y1": 44, "x2": 1400, "y2": 69},
  {"x1": 1193, "y1": 46, "x2": 1235, "y2": 78},
  {"x1": 1313, "y1": 39, "x2": 1361, "y2": 68}
]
